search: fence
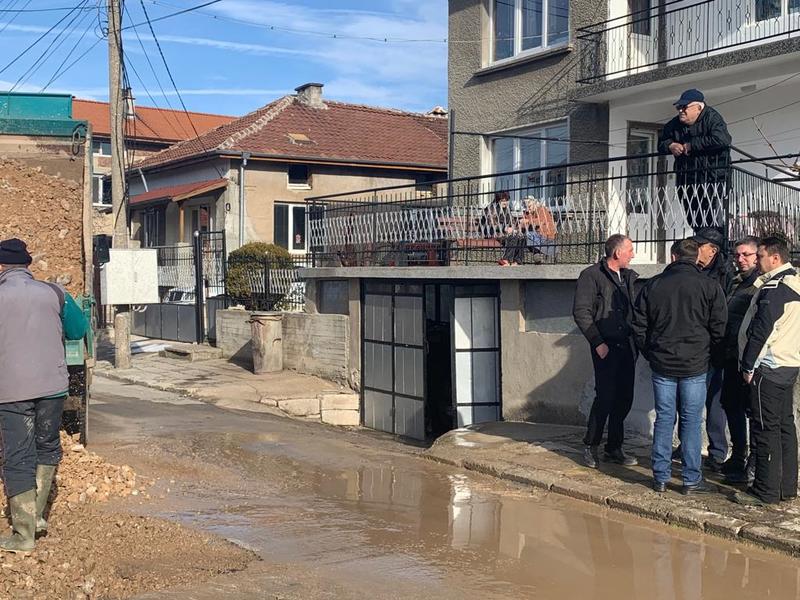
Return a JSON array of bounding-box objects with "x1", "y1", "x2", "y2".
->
[
  {"x1": 307, "y1": 153, "x2": 800, "y2": 266},
  {"x1": 226, "y1": 254, "x2": 310, "y2": 312},
  {"x1": 577, "y1": 0, "x2": 800, "y2": 83}
]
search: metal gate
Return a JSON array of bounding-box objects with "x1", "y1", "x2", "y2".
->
[
  {"x1": 362, "y1": 282, "x2": 426, "y2": 440},
  {"x1": 131, "y1": 230, "x2": 226, "y2": 343}
]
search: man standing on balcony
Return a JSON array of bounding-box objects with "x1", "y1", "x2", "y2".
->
[
  {"x1": 573, "y1": 234, "x2": 639, "y2": 469},
  {"x1": 735, "y1": 236, "x2": 800, "y2": 506},
  {"x1": 658, "y1": 89, "x2": 732, "y2": 233},
  {"x1": 633, "y1": 238, "x2": 727, "y2": 494}
]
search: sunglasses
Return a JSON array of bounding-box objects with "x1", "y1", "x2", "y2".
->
[{"x1": 734, "y1": 252, "x2": 756, "y2": 258}]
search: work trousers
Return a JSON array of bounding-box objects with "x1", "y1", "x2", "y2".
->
[
  {"x1": 583, "y1": 344, "x2": 636, "y2": 453},
  {"x1": 0, "y1": 396, "x2": 65, "y2": 498},
  {"x1": 749, "y1": 373, "x2": 798, "y2": 504},
  {"x1": 721, "y1": 360, "x2": 750, "y2": 468}
]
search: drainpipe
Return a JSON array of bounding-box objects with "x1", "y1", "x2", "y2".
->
[{"x1": 239, "y1": 152, "x2": 250, "y2": 247}]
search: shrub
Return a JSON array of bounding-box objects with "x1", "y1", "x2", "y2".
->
[{"x1": 226, "y1": 242, "x2": 292, "y2": 301}]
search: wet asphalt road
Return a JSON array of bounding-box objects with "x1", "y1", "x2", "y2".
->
[{"x1": 90, "y1": 377, "x2": 800, "y2": 600}]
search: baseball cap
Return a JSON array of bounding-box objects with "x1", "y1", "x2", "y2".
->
[
  {"x1": 690, "y1": 228, "x2": 724, "y2": 248},
  {"x1": 674, "y1": 89, "x2": 705, "y2": 107}
]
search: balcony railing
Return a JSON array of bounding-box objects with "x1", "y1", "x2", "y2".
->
[
  {"x1": 306, "y1": 152, "x2": 800, "y2": 267},
  {"x1": 577, "y1": 0, "x2": 800, "y2": 83}
]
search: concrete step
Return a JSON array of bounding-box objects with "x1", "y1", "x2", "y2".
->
[
  {"x1": 159, "y1": 344, "x2": 224, "y2": 362},
  {"x1": 319, "y1": 392, "x2": 359, "y2": 411}
]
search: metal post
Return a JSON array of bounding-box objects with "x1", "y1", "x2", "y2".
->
[
  {"x1": 193, "y1": 231, "x2": 205, "y2": 343},
  {"x1": 264, "y1": 257, "x2": 271, "y2": 310}
]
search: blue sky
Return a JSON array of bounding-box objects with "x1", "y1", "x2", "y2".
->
[{"x1": 0, "y1": 0, "x2": 448, "y2": 116}]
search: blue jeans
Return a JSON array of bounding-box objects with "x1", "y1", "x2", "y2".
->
[{"x1": 652, "y1": 372, "x2": 707, "y2": 486}]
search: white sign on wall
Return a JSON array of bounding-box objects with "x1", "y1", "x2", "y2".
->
[{"x1": 99, "y1": 249, "x2": 159, "y2": 305}]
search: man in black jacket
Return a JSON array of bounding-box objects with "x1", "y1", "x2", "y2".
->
[
  {"x1": 573, "y1": 234, "x2": 638, "y2": 468},
  {"x1": 658, "y1": 89, "x2": 732, "y2": 233},
  {"x1": 632, "y1": 239, "x2": 727, "y2": 494},
  {"x1": 720, "y1": 236, "x2": 760, "y2": 483}
]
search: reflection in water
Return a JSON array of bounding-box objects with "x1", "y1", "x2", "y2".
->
[
  {"x1": 174, "y1": 434, "x2": 800, "y2": 599},
  {"x1": 307, "y1": 460, "x2": 800, "y2": 600}
]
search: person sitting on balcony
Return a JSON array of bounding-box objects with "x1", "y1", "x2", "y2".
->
[
  {"x1": 658, "y1": 89, "x2": 732, "y2": 233},
  {"x1": 481, "y1": 191, "x2": 513, "y2": 239},
  {"x1": 498, "y1": 223, "x2": 526, "y2": 266}
]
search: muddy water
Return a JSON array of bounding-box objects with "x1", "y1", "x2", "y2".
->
[{"x1": 94, "y1": 382, "x2": 800, "y2": 600}]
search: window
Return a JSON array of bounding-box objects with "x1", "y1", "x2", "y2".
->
[
  {"x1": 488, "y1": 121, "x2": 569, "y2": 208},
  {"x1": 756, "y1": 0, "x2": 799, "y2": 20},
  {"x1": 629, "y1": 0, "x2": 651, "y2": 35},
  {"x1": 92, "y1": 140, "x2": 111, "y2": 156},
  {"x1": 626, "y1": 130, "x2": 657, "y2": 214},
  {"x1": 142, "y1": 207, "x2": 166, "y2": 248},
  {"x1": 287, "y1": 164, "x2": 310, "y2": 188},
  {"x1": 190, "y1": 206, "x2": 211, "y2": 235},
  {"x1": 92, "y1": 174, "x2": 111, "y2": 205},
  {"x1": 492, "y1": 0, "x2": 569, "y2": 62},
  {"x1": 274, "y1": 203, "x2": 307, "y2": 253}
]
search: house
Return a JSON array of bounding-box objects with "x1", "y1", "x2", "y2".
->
[
  {"x1": 300, "y1": 1, "x2": 800, "y2": 441},
  {"x1": 72, "y1": 98, "x2": 234, "y2": 234},
  {"x1": 124, "y1": 83, "x2": 448, "y2": 252}
]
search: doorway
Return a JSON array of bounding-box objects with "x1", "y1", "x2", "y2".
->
[{"x1": 360, "y1": 280, "x2": 502, "y2": 441}]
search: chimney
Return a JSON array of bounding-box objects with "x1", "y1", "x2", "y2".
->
[
  {"x1": 427, "y1": 106, "x2": 448, "y2": 118},
  {"x1": 295, "y1": 82, "x2": 325, "y2": 109}
]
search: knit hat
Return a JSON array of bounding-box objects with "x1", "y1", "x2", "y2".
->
[{"x1": 0, "y1": 238, "x2": 33, "y2": 265}]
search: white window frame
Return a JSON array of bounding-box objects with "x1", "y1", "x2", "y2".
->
[
  {"x1": 484, "y1": 120, "x2": 570, "y2": 209},
  {"x1": 92, "y1": 139, "x2": 111, "y2": 156},
  {"x1": 286, "y1": 164, "x2": 312, "y2": 190},
  {"x1": 275, "y1": 202, "x2": 308, "y2": 255},
  {"x1": 490, "y1": 0, "x2": 570, "y2": 64},
  {"x1": 92, "y1": 173, "x2": 110, "y2": 206}
]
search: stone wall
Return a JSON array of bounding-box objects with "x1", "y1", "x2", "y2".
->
[{"x1": 215, "y1": 309, "x2": 252, "y2": 364}]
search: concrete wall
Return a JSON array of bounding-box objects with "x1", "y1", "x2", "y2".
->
[
  {"x1": 448, "y1": 0, "x2": 609, "y2": 179},
  {"x1": 215, "y1": 308, "x2": 352, "y2": 385},
  {"x1": 283, "y1": 313, "x2": 349, "y2": 383}
]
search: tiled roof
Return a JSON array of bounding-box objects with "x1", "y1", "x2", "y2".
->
[
  {"x1": 73, "y1": 99, "x2": 235, "y2": 143},
  {"x1": 129, "y1": 178, "x2": 228, "y2": 206},
  {"x1": 136, "y1": 96, "x2": 448, "y2": 171}
]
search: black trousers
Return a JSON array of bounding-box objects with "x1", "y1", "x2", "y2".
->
[
  {"x1": 721, "y1": 360, "x2": 750, "y2": 467},
  {"x1": 583, "y1": 344, "x2": 636, "y2": 452},
  {"x1": 0, "y1": 396, "x2": 65, "y2": 498},
  {"x1": 749, "y1": 373, "x2": 798, "y2": 503}
]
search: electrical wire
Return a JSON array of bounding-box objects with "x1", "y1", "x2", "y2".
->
[
  {"x1": 0, "y1": 0, "x2": 32, "y2": 37},
  {"x1": 137, "y1": 0, "x2": 225, "y2": 178},
  {"x1": 41, "y1": 3, "x2": 102, "y2": 91},
  {"x1": 122, "y1": 0, "x2": 222, "y2": 31}
]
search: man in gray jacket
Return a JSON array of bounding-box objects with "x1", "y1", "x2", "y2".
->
[{"x1": 0, "y1": 238, "x2": 87, "y2": 552}]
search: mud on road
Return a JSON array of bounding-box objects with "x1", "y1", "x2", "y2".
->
[{"x1": 0, "y1": 433, "x2": 256, "y2": 600}]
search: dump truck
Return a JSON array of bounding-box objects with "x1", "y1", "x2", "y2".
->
[{"x1": 0, "y1": 92, "x2": 95, "y2": 444}]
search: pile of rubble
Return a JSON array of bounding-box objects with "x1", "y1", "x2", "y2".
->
[
  {"x1": 0, "y1": 157, "x2": 84, "y2": 296},
  {"x1": 0, "y1": 434, "x2": 254, "y2": 599}
]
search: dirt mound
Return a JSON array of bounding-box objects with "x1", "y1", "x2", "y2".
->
[
  {"x1": 0, "y1": 157, "x2": 84, "y2": 296},
  {"x1": 0, "y1": 433, "x2": 256, "y2": 599}
]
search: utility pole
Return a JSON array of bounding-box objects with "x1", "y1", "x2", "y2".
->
[{"x1": 108, "y1": 0, "x2": 131, "y2": 369}]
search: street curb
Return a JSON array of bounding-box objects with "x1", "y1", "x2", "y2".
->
[{"x1": 422, "y1": 450, "x2": 800, "y2": 558}]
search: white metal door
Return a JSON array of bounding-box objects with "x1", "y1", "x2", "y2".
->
[{"x1": 452, "y1": 295, "x2": 501, "y2": 427}]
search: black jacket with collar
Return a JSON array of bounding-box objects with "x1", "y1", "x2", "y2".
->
[
  {"x1": 632, "y1": 260, "x2": 728, "y2": 378},
  {"x1": 724, "y1": 267, "x2": 759, "y2": 361},
  {"x1": 573, "y1": 259, "x2": 638, "y2": 349}
]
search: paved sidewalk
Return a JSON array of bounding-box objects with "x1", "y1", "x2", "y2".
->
[
  {"x1": 426, "y1": 421, "x2": 800, "y2": 557},
  {"x1": 96, "y1": 352, "x2": 344, "y2": 411}
]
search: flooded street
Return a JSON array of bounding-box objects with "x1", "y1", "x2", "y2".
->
[{"x1": 92, "y1": 378, "x2": 800, "y2": 600}]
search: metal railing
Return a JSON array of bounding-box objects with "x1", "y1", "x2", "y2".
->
[
  {"x1": 226, "y1": 254, "x2": 310, "y2": 312},
  {"x1": 306, "y1": 153, "x2": 800, "y2": 266},
  {"x1": 577, "y1": 0, "x2": 800, "y2": 83}
]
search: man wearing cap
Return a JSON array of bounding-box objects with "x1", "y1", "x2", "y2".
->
[
  {"x1": 658, "y1": 89, "x2": 732, "y2": 233},
  {"x1": 0, "y1": 238, "x2": 88, "y2": 552}
]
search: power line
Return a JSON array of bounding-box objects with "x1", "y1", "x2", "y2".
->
[
  {"x1": 41, "y1": 5, "x2": 101, "y2": 91},
  {"x1": 145, "y1": 0, "x2": 449, "y2": 43},
  {"x1": 0, "y1": 0, "x2": 33, "y2": 37},
  {"x1": 0, "y1": 2, "x2": 89, "y2": 76},
  {"x1": 121, "y1": 0, "x2": 222, "y2": 31},
  {"x1": 0, "y1": 4, "x2": 96, "y2": 12},
  {"x1": 138, "y1": 0, "x2": 224, "y2": 178},
  {"x1": 10, "y1": 1, "x2": 93, "y2": 93},
  {"x1": 122, "y1": 1, "x2": 190, "y2": 139},
  {"x1": 41, "y1": 36, "x2": 103, "y2": 91}
]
